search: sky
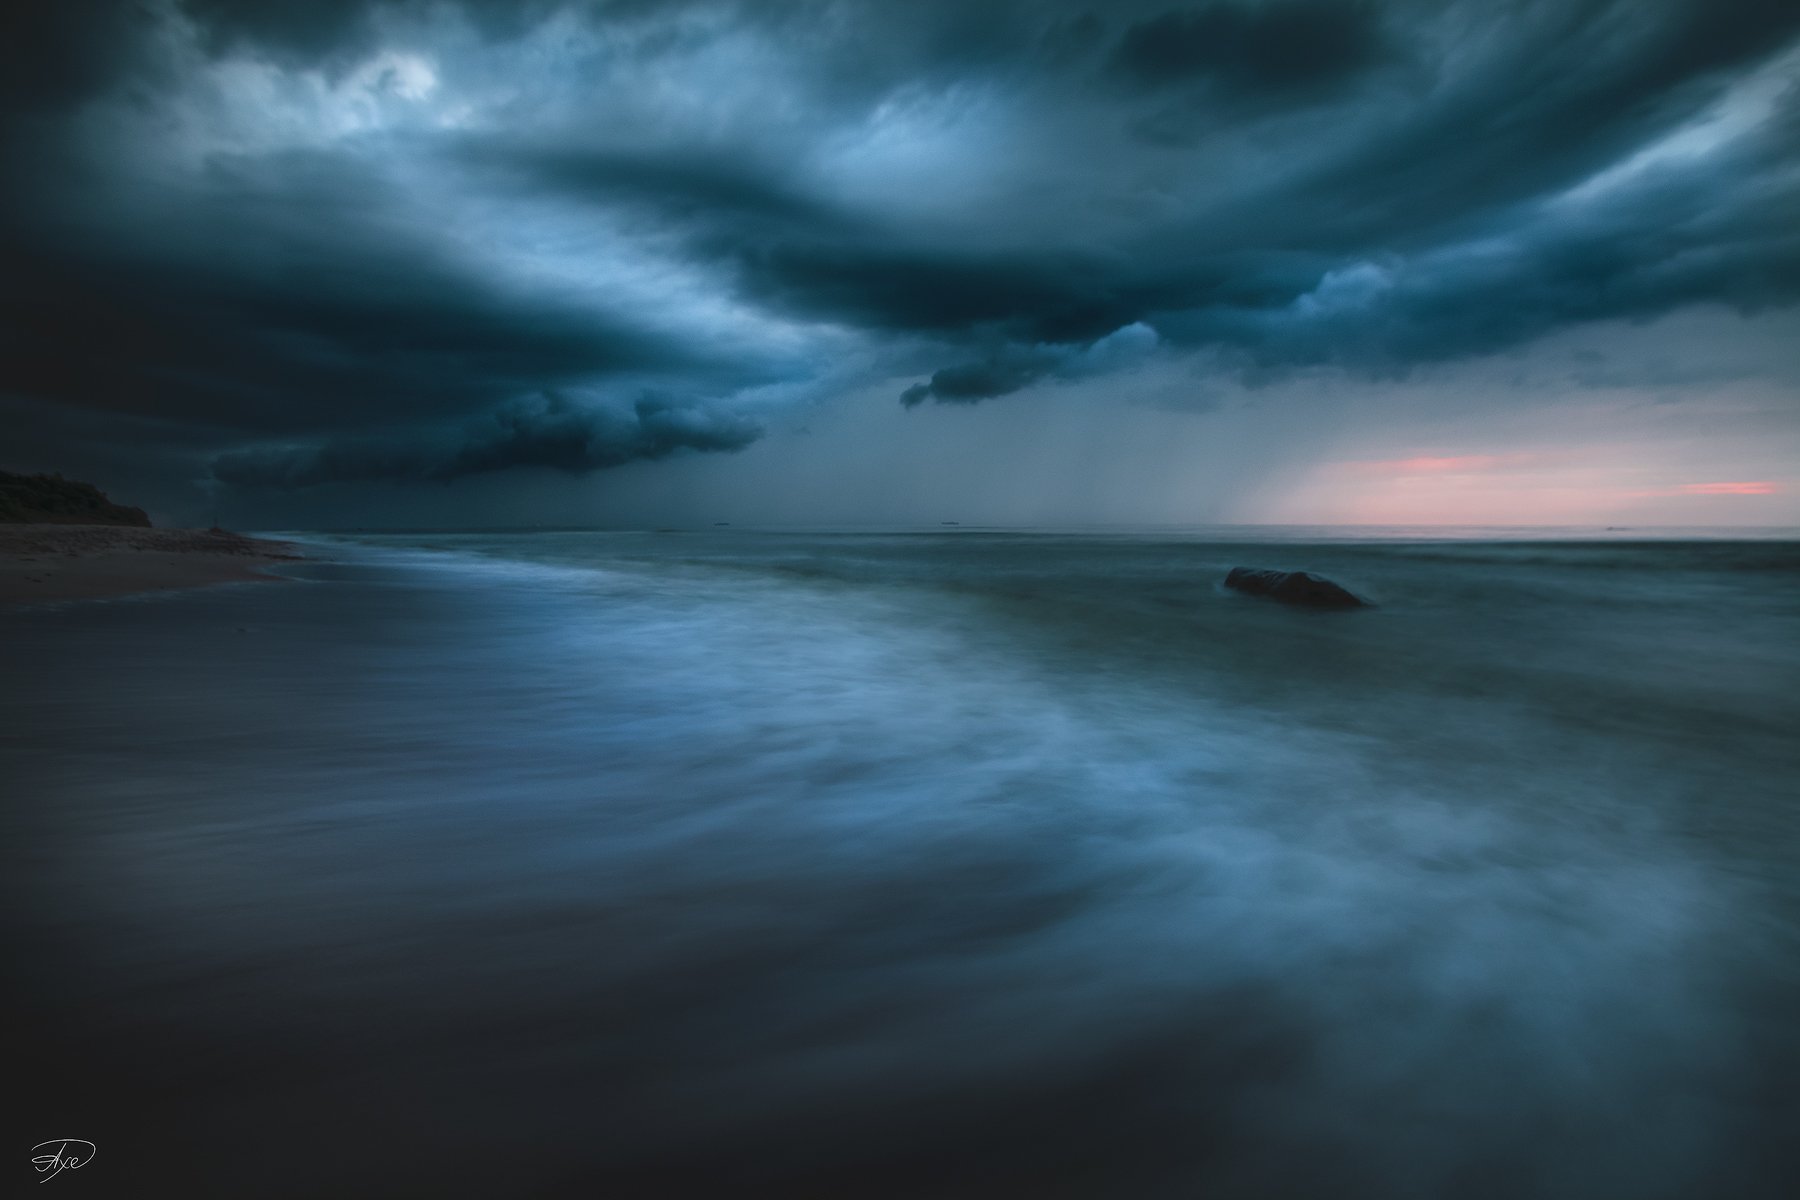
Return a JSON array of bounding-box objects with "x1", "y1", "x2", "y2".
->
[{"x1": 2, "y1": 0, "x2": 1797, "y2": 527}]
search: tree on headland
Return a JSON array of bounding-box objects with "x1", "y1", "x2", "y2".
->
[{"x1": 0, "y1": 471, "x2": 151, "y2": 526}]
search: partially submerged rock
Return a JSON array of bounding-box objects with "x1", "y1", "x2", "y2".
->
[{"x1": 1223, "y1": 566, "x2": 1367, "y2": 609}]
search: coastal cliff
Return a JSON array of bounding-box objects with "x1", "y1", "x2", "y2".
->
[{"x1": 0, "y1": 471, "x2": 151, "y2": 526}]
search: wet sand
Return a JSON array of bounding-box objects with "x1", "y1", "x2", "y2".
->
[
  {"x1": 0, "y1": 524, "x2": 301, "y2": 605},
  {"x1": 6, "y1": 534, "x2": 1798, "y2": 1197}
]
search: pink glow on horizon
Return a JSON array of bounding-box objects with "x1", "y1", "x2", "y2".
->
[
  {"x1": 1265, "y1": 450, "x2": 1793, "y2": 525},
  {"x1": 1678, "y1": 481, "x2": 1778, "y2": 495},
  {"x1": 1346, "y1": 453, "x2": 1530, "y2": 475}
]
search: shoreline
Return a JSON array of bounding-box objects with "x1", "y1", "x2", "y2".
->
[{"x1": 0, "y1": 524, "x2": 303, "y2": 606}]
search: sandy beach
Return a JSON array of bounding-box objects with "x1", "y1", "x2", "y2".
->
[{"x1": 0, "y1": 524, "x2": 301, "y2": 605}]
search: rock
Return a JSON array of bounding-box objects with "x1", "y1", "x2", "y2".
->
[{"x1": 1223, "y1": 566, "x2": 1367, "y2": 609}]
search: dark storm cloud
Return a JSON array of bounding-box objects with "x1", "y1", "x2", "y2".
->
[
  {"x1": 0, "y1": 1, "x2": 783, "y2": 492},
  {"x1": 1, "y1": 0, "x2": 1797, "y2": 509},
  {"x1": 0, "y1": 0, "x2": 154, "y2": 114},
  {"x1": 438, "y1": 4, "x2": 1793, "y2": 401},
  {"x1": 901, "y1": 357, "x2": 1054, "y2": 408},
  {"x1": 1261, "y1": 0, "x2": 1800, "y2": 250},
  {"x1": 1109, "y1": 1, "x2": 1392, "y2": 95},
  {"x1": 460, "y1": 142, "x2": 845, "y2": 233},
  {"x1": 460, "y1": 137, "x2": 1154, "y2": 353},
  {"x1": 0, "y1": 137, "x2": 746, "y2": 441},
  {"x1": 1147, "y1": 86, "x2": 1800, "y2": 372},
  {"x1": 733, "y1": 244, "x2": 1145, "y2": 343},
  {"x1": 179, "y1": 0, "x2": 583, "y2": 63},
  {"x1": 180, "y1": 0, "x2": 382, "y2": 61},
  {"x1": 211, "y1": 392, "x2": 760, "y2": 488},
  {"x1": 899, "y1": 326, "x2": 1161, "y2": 406},
  {"x1": 875, "y1": 0, "x2": 1798, "y2": 397}
]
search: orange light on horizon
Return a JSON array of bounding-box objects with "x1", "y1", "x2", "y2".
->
[{"x1": 1678, "y1": 481, "x2": 1779, "y2": 495}]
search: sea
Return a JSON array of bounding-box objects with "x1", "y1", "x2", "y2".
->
[{"x1": 6, "y1": 526, "x2": 1798, "y2": 1198}]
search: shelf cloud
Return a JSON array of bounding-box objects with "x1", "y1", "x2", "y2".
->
[{"x1": 2, "y1": 1, "x2": 1796, "y2": 519}]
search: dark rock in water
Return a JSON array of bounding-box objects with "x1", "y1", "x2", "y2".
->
[{"x1": 1224, "y1": 566, "x2": 1367, "y2": 609}]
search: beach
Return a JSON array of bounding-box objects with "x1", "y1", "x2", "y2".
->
[
  {"x1": 0, "y1": 524, "x2": 301, "y2": 605},
  {"x1": 6, "y1": 529, "x2": 1799, "y2": 1198}
]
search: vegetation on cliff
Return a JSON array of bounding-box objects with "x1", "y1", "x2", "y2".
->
[{"x1": 0, "y1": 471, "x2": 151, "y2": 526}]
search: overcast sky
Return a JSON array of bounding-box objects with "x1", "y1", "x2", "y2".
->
[{"x1": 3, "y1": 0, "x2": 1797, "y2": 526}]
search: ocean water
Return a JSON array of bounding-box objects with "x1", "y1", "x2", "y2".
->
[{"x1": 6, "y1": 528, "x2": 1799, "y2": 1197}]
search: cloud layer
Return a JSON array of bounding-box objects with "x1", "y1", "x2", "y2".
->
[
  {"x1": 210, "y1": 393, "x2": 761, "y2": 488},
  {"x1": 1, "y1": 1, "x2": 1796, "y2": 508}
]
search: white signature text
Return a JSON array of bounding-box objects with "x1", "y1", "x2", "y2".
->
[{"x1": 30, "y1": 1140, "x2": 95, "y2": 1183}]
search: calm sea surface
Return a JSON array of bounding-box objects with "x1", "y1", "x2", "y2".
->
[{"x1": 6, "y1": 527, "x2": 1799, "y2": 1197}]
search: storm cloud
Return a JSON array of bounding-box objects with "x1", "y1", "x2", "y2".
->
[
  {"x1": 1, "y1": 0, "x2": 1796, "y2": 513},
  {"x1": 901, "y1": 324, "x2": 1162, "y2": 406},
  {"x1": 1109, "y1": 1, "x2": 1392, "y2": 96},
  {"x1": 210, "y1": 392, "x2": 760, "y2": 488}
]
